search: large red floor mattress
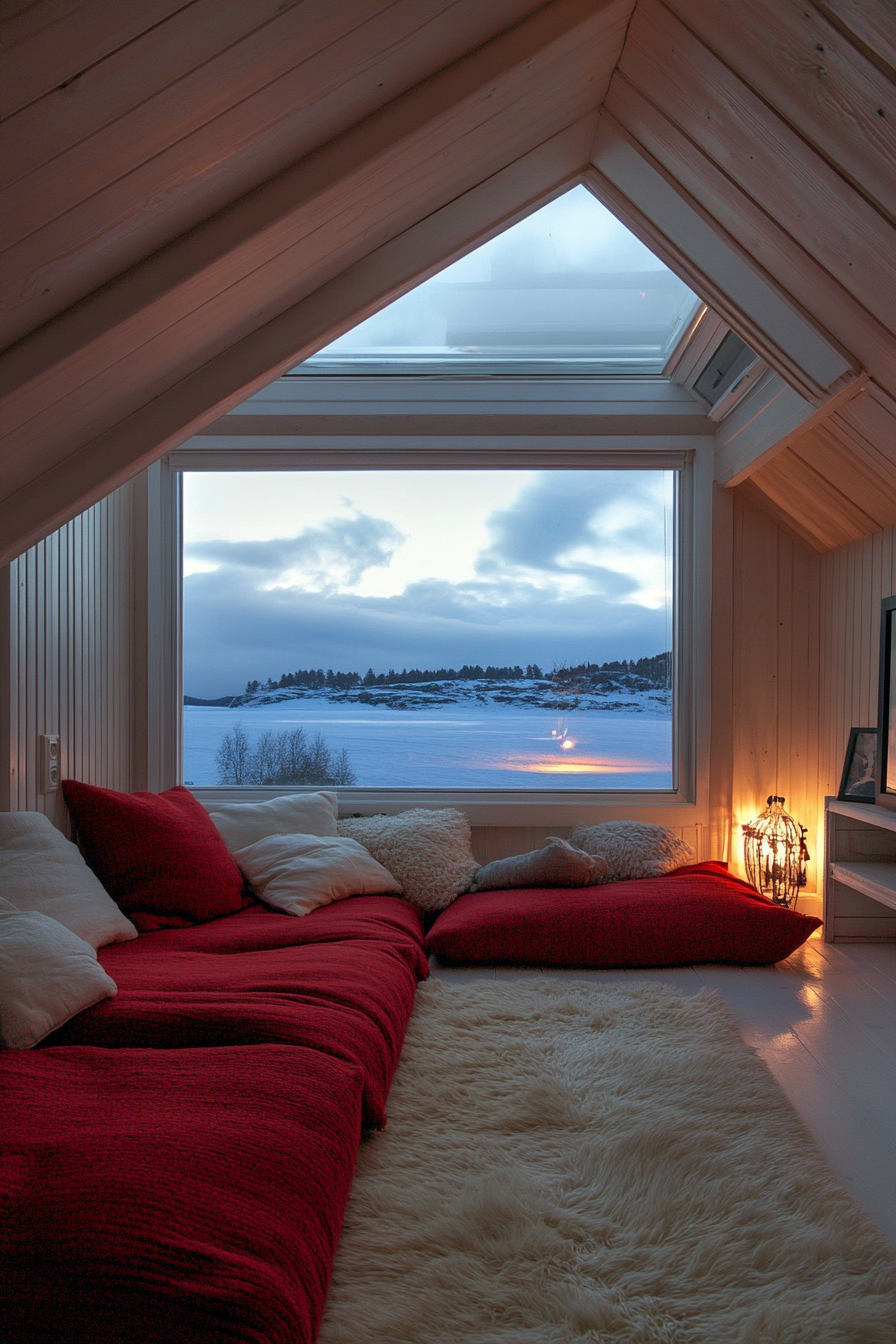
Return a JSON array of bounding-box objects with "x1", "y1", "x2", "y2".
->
[
  {"x1": 119, "y1": 894, "x2": 427, "y2": 964},
  {"x1": 4, "y1": 893, "x2": 429, "y2": 1341},
  {"x1": 50, "y1": 937, "x2": 422, "y2": 1129},
  {"x1": 0, "y1": 1045, "x2": 363, "y2": 1344}
]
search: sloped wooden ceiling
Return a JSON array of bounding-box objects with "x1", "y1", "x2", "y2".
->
[
  {"x1": 740, "y1": 383, "x2": 896, "y2": 552},
  {"x1": 1, "y1": 0, "x2": 895, "y2": 563},
  {"x1": 591, "y1": 0, "x2": 896, "y2": 553},
  {"x1": 0, "y1": 0, "x2": 633, "y2": 562}
]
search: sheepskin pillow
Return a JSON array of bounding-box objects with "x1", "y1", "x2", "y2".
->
[
  {"x1": 470, "y1": 838, "x2": 608, "y2": 893},
  {"x1": 337, "y1": 808, "x2": 478, "y2": 913},
  {"x1": 233, "y1": 833, "x2": 402, "y2": 917},
  {"x1": 567, "y1": 821, "x2": 695, "y2": 883}
]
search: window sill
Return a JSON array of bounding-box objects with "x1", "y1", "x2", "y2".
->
[{"x1": 189, "y1": 785, "x2": 698, "y2": 826}]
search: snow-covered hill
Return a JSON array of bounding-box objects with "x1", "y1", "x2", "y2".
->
[{"x1": 222, "y1": 677, "x2": 671, "y2": 715}]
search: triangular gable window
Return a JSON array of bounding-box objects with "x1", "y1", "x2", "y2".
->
[{"x1": 296, "y1": 185, "x2": 700, "y2": 376}]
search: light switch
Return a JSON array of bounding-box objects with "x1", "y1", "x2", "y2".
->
[{"x1": 39, "y1": 734, "x2": 60, "y2": 794}]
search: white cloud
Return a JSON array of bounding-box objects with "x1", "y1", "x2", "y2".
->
[
  {"x1": 184, "y1": 515, "x2": 403, "y2": 594},
  {"x1": 183, "y1": 469, "x2": 673, "y2": 696}
]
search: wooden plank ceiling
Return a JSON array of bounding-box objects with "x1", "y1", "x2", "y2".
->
[
  {"x1": 741, "y1": 383, "x2": 896, "y2": 552},
  {"x1": 0, "y1": 0, "x2": 895, "y2": 562},
  {"x1": 598, "y1": 0, "x2": 896, "y2": 553}
]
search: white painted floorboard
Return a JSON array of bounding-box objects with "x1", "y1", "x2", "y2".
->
[{"x1": 429, "y1": 931, "x2": 896, "y2": 1250}]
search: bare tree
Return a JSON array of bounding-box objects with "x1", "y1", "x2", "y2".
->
[
  {"x1": 214, "y1": 721, "x2": 252, "y2": 784},
  {"x1": 331, "y1": 747, "x2": 356, "y2": 786},
  {"x1": 277, "y1": 728, "x2": 312, "y2": 781},
  {"x1": 215, "y1": 723, "x2": 356, "y2": 786},
  {"x1": 250, "y1": 730, "x2": 282, "y2": 785}
]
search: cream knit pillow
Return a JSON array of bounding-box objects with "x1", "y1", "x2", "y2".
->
[
  {"x1": 567, "y1": 821, "x2": 695, "y2": 883},
  {"x1": 337, "y1": 809, "x2": 477, "y2": 912}
]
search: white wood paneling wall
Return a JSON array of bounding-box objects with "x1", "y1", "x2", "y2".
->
[
  {"x1": 0, "y1": 461, "x2": 181, "y2": 827},
  {"x1": 729, "y1": 491, "x2": 821, "y2": 889},
  {"x1": 819, "y1": 527, "x2": 896, "y2": 807},
  {"x1": 0, "y1": 484, "x2": 136, "y2": 828},
  {"x1": 727, "y1": 503, "x2": 896, "y2": 900}
]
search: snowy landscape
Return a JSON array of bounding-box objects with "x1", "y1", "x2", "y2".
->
[
  {"x1": 182, "y1": 467, "x2": 676, "y2": 790},
  {"x1": 183, "y1": 660, "x2": 673, "y2": 789}
]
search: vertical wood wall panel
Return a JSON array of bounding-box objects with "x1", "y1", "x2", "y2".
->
[
  {"x1": 730, "y1": 492, "x2": 821, "y2": 891},
  {"x1": 1, "y1": 484, "x2": 136, "y2": 829},
  {"x1": 818, "y1": 525, "x2": 896, "y2": 818},
  {"x1": 729, "y1": 496, "x2": 896, "y2": 904},
  {"x1": 707, "y1": 484, "x2": 734, "y2": 861}
]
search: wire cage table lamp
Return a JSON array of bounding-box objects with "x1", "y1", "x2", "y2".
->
[{"x1": 742, "y1": 796, "x2": 810, "y2": 909}]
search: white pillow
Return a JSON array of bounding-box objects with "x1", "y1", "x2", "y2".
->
[
  {"x1": 233, "y1": 833, "x2": 401, "y2": 917},
  {"x1": 0, "y1": 812, "x2": 137, "y2": 949},
  {"x1": 208, "y1": 790, "x2": 339, "y2": 852},
  {"x1": 567, "y1": 821, "x2": 696, "y2": 883},
  {"x1": 0, "y1": 900, "x2": 118, "y2": 1049},
  {"x1": 336, "y1": 809, "x2": 478, "y2": 912}
]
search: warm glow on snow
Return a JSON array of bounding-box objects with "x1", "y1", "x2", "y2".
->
[{"x1": 501, "y1": 754, "x2": 667, "y2": 775}]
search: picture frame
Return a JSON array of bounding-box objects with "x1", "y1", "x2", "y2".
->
[
  {"x1": 877, "y1": 596, "x2": 896, "y2": 811},
  {"x1": 838, "y1": 727, "x2": 877, "y2": 803}
]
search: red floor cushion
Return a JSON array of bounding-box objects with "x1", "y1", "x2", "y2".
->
[
  {"x1": 61, "y1": 781, "x2": 248, "y2": 931},
  {"x1": 56, "y1": 937, "x2": 422, "y2": 1129},
  {"x1": 425, "y1": 862, "x2": 822, "y2": 967},
  {"x1": 0, "y1": 1045, "x2": 363, "y2": 1344}
]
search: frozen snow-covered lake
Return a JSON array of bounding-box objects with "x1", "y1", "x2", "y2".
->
[{"x1": 183, "y1": 702, "x2": 672, "y2": 789}]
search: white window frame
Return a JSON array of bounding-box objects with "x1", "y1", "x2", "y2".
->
[{"x1": 163, "y1": 435, "x2": 714, "y2": 827}]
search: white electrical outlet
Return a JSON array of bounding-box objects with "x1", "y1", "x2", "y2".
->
[{"x1": 39, "y1": 734, "x2": 60, "y2": 794}]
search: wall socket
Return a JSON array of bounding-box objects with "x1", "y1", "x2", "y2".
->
[{"x1": 39, "y1": 734, "x2": 60, "y2": 794}]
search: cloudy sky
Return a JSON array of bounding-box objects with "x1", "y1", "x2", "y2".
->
[
  {"x1": 183, "y1": 469, "x2": 674, "y2": 698},
  {"x1": 305, "y1": 184, "x2": 695, "y2": 366}
]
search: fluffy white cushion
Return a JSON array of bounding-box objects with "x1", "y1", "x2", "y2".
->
[
  {"x1": 208, "y1": 790, "x2": 339, "y2": 852},
  {"x1": 234, "y1": 833, "x2": 402, "y2": 917},
  {"x1": 567, "y1": 821, "x2": 696, "y2": 883},
  {"x1": 0, "y1": 811, "x2": 137, "y2": 948},
  {"x1": 470, "y1": 837, "x2": 608, "y2": 892},
  {"x1": 337, "y1": 809, "x2": 478, "y2": 913},
  {"x1": 0, "y1": 899, "x2": 118, "y2": 1048}
]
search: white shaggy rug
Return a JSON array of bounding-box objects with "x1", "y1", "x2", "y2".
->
[{"x1": 319, "y1": 979, "x2": 895, "y2": 1344}]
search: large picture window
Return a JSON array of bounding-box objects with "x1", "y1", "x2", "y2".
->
[{"x1": 182, "y1": 467, "x2": 676, "y2": 792}]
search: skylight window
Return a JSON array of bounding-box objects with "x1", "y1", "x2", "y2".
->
[{"x1": 295, "y1": 186, "x2": 700, "y2": 376}]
